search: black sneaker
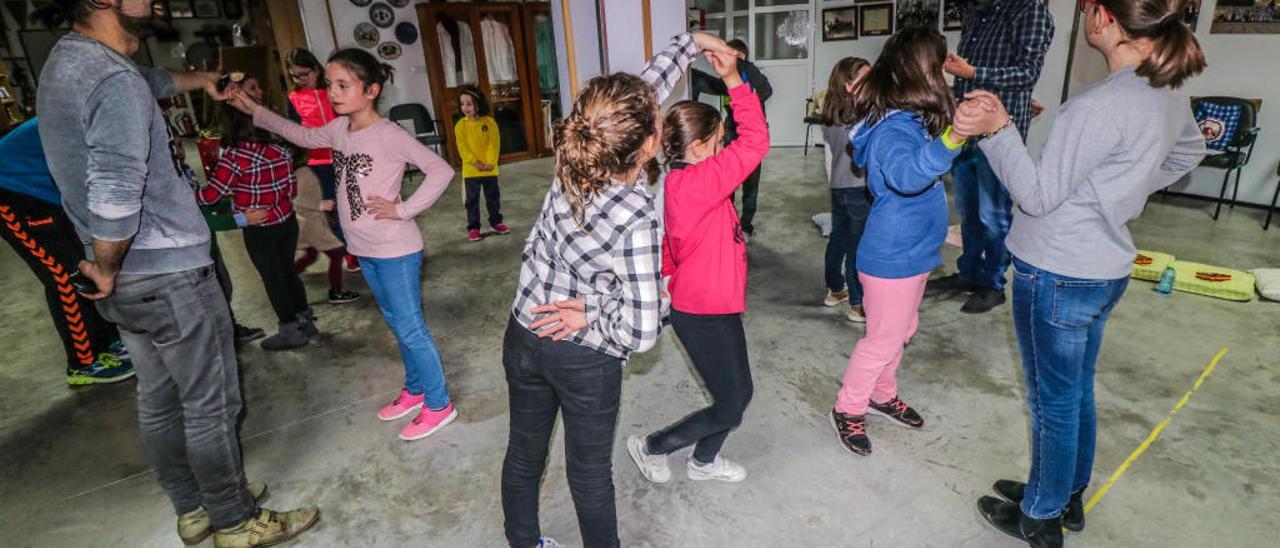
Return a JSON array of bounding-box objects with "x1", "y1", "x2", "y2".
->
[
  {"x1": 977, "y1": 496, "x2": 1063, "y2": 548},
  {"x1": 830, "y1": 409, "x2": 871, "y2": 456},
  {"x1": 234, "y1": 323, "x2": 266, "y2": 343},
  {"x1": 867, "y1": 397, "x2": 924, "y2": 429},
  {"x1": 924, "y1": 273, "x2": 978, "y2": 299},
  {"x1": 328, "y1": 288, "x2": 361, "y2": 304},
  {"x1": 961, "y1": 287, "x2": 1007, "y2": 314},
  {"x1": 994, "y1": 479, "x2": 1085, "y2": 532}
]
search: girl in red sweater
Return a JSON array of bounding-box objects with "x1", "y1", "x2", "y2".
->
[{"x1": 626, "y1": 51, "x2": 769, "y2": 484}]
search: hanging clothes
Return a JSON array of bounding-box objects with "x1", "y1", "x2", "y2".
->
[
  {"x1": 480, "y1": 17, "x2": 518, "y2": 84},
  {"x1": 437, "y1": 20, "x2": 478, "y2": 87},
  {"x1": 533, "y1": 14, "x2": 559, "y2": 92}
]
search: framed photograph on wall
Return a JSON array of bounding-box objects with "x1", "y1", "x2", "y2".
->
[
  {"x1": 222, "y1": 0, "x2": 242, "y2": 20},
  {"x1": 860, "y1": 4, "x2": 894, "y2": 37},
  {"x1": 192, "y1": 0, "x2": 221, "y2": 19},
  {"x1": 168, "y1": 0, "x2": 195, "y2": 19},
  {"x1": 1211, "y1": 1, "x2": 1280, "y2": 34},
  {"x1": 822, "y1": 7, "x2": 859, "y2": 42},
  {"x1": 896, "y1": 0, "x2": 940, "y2": 31},
  {"x1": 943, "y1": 0, "x2": 965, "y2": 31}
]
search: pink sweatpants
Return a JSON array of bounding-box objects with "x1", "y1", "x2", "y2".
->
[{"x1": 834, "y1": 272, "x2": 929, "y2": 415}]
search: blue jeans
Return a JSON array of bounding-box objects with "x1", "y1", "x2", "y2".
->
[
  {"x1": 824, "y1": 187, "x2": 871, "y2": 303},
  {"x1": 1011, "y1": 257, "x2": 1129, "y2": 519},
  {"x1": 359, "y1": 251, "x2": 451, "y2": 409},
  {"x1": 953, "y1": 146, "x2": 1013, "y2": 290}
]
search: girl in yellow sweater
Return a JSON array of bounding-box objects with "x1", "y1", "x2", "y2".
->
[{"x1": 455, "y1": 87, "x2": 508, "y2": 242}]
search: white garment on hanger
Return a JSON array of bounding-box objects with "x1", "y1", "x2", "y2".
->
[
  {"x1": 480, "y1": 17, "x2": 518, "y2": 84},
  {"x1": 437, "y1": 21, "x2": 478, "y2": 87}
]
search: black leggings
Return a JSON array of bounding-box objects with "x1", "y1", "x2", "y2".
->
[
  {"x1": 242, "y1": 216, "x2": 308, "y2": 323},
  {"x1": 646, "y1": 310, "x2": 753, "y2": 464}
]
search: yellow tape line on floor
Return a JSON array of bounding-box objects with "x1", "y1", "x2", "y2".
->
[{"x1": 1083, "y1": 347, "x2": 1229, "y2": 514}]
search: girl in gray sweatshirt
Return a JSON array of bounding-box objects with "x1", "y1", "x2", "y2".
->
[{"x1": 958, "y1": 1, "x2": 1208, "y2": 545}]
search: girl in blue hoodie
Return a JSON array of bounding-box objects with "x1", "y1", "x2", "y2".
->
[{"x1": 829, "y1": 28, "x2": 972, "y2": 456}]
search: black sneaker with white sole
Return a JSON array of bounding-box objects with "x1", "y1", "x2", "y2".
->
[
  {"x1": 993, "y1": 479, "x2": 1086, "y2": 532},
  {"x1": 867, "y1": 396, "x2": 924, "y2": 428},
  {"x1": 328, "y1": 288, "x2": 361, "y2": 304},
  {"x1": 831, "y1": 409, "x2": 871, "y2": 456}
]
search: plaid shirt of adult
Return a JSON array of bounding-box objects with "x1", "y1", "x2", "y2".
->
[
  {"x1": 510, "y1": 33, "x2": 698, "y2": 360},
  {"x1": 953, "y1": 0, "x2": 1055, "y2": 141},
  {"x1": 198, "y1": 142, "x2": 297, "y2": 226}
]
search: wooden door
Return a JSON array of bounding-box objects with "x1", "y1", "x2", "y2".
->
[{"x1": 418, "y1": 2, "x2": 540, "y2": 166}]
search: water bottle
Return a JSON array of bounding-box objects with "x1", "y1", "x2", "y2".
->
[{"x1": 1156, "y1": 266, "x2": 1175, "y2": 294}]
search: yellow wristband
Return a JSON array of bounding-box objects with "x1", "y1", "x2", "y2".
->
[{"x1": 942, "y1": 126, "x2": 966, "y2": 150}]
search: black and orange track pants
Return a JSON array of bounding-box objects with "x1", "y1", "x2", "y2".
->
[{"x1": 0, "y1": 188, "x2": 118, "y2": 372}]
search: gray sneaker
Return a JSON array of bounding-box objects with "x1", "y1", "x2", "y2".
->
[
  {"x1": 261, "y1": 320, "x2": 310, "y2": 351},
  {"x1": 177, "y1": 482, "x2": 268, "y2": 545}
]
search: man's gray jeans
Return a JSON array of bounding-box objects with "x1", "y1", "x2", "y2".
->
[{"x1": 98, "y1": 266, "x2": 255, "y2": 529}]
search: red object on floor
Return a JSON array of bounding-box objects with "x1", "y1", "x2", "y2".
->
[{"x1": 196, "y1": 138, "x2": 222, "y2": 179}]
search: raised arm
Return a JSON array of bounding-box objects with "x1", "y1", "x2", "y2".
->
[
  {"x1": 253, "y1": 107, "x2": 337, "y2": 150},
  {"x1": 582, "y1": 217, "x2": 664, "y2": 354},
  {"x1": 978, "y1": 96, "x2": 1121, "y2": 217},
  {"x1": 670, "y1": 85, "x2": 770, "y2": 211},
  {"x1": 639, "y1": 33, "x2": 700, "y2": 104},
  {"x1": 391, "y1": 129, "x2": 457, "y2": 219}
]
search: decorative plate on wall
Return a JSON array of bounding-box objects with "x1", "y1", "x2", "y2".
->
[
  {"x1": 394, "y1": 22, "x2": 418, "y2": 45},
  {"x1": 369, "y1": 2, "x2": 395, "y2": 28},
  {"x1": 353, "y1": 22, "x2": 380, "y2": 48},
  {"x1": 388, "y1": 0, "x2": 410, "y2": 7},
  {"x1": 376, "y1": 41, "x2": 402, "y2": 61},
  {"x1": 350, "y1": 0, "x2": 372, "y2": 7}
]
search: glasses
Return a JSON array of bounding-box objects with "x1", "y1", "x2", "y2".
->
[
  {"x1": 288, "y1": 69, "x2": 314, "y2": 81},
  {"x1": 1078, "y1": 0, "x2": 1114, "y2": 21}
]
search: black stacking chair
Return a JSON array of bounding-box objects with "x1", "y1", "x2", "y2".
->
[
  {"x1": 1193, "y1": 97, "x2": 1260, "y2": 221},
  {"x1": 388, "y1": 103, "x2": 446, "y2": 155}
]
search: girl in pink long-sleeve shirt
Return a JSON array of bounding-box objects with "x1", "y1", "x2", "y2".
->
[
  {"x1": 626, "y1": 52, "x2": 769, "y2": 484},
  {"x1": 227, "y1": 48, "x2": 459, "y2": 443}
]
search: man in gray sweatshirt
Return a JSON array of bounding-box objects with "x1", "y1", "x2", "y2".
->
[{"x1": 37, "y1": 1, "x2": 317, "y2": 545}]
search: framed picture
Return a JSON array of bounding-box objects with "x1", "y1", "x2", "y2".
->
[
  {"x1": 193, "y1": 0, "x2": 221, "y2": 18},
  {"x1": 943, "y1": 0, "x2": 965, "y2": 31},
  {"x1": 896, "y1": 0, "x2": 940, "y2": 31},
  {"x1": 1212, "y1": 1, "x2": 1280, "y2": 34},
  {"x1": 859, "y1": 4, "x2": 894, "y2": 37},
  {"x1": 222, "y1": 0, "x2": 242, "y2": 20},
  {"x1": 168, "y1": 0, "x2": 195, "y2": 18},
  {"x1": 822, "y1": 7, "x2": 859, "y2": 42},
  {"x1": 854, "y1": 0, "x2": 883, "y2": 4}
]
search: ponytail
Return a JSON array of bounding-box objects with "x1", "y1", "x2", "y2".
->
[{"x1": 1103, "y1": 0, "x2": 1206, "y2": 89}]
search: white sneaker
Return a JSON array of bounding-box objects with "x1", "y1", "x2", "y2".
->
[
  {"x1": 847, "y1": 304, "x2": 866, "y2": 323},
  {"x1": 686, "y1": 455, "x2": 747, "y2": 482},
  {"x1": 538, "y1": 537, "x2": 565, "y2": 548},
  {"x1": 824, "y1": 289, "x2": 850, "y2": 307},
  {"x1": 626, "y1": 435, "x2": 671, "y2": 484}
]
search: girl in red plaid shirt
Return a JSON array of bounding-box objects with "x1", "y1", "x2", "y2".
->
[{"x1": 199, "y1": 75, "x2": 315, "y2": 351}]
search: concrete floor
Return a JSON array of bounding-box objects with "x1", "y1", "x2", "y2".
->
[{"x1": 2, "y1": 148, "x2": 1278, "y2": 547}]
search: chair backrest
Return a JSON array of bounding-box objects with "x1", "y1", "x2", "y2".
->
[
  {"x1": 1193, "y1": 96, "x2": 1259, "y2": 146},
  {"x1": 387, "y1": 103, "x2": 436, "y2": 135}
]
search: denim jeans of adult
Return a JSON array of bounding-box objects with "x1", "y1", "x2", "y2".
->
[
  {"x1": 358, "y1": 251, "x2": 451, "y2": 409},
  {"x1": 1011, "y1": 256, "x2": 1129, "y2": 520},
  {"x1": 96, "y1": 266, "x2": 256, "y2": 529},
  {"x1": 647, "y1": 311, "x2": 753, "y2": 464},
  {"x1": 501, "y1": 317, "x2": 622, "y2": 548},
  {"x1": 824, "y1": 187, "x2": 871, "y2": 304},
  {"x1": 952, "y1": 146, "x2": 1013, "y2": 290}
]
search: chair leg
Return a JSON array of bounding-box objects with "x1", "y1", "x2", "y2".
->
[
  {"x1": 803, "y1": 125, "x2": 811, "y2": 156},
  {"x1": 1213, "y1": 169, "x2": 1231, "y2": 220},
  {"x1": 1266, "y1": 178, "x2": 1280, "y2": 231},
  {"x1": 1230, "y1": 167, "x2": 1242, "y2": 209}
]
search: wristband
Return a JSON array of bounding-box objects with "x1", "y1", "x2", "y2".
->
[{"x1": 941, "y1": 126, "x2": 966, "y2": 150}]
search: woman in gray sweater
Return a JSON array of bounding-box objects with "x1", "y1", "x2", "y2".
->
[{"x1": 956, "y1": 1, "x2": 1207, "y2": 546}]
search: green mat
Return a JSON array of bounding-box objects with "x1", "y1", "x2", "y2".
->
[
  {"x1": 1171, "y1": 261, "x2": 1255, "y2": 302},
  {"x1": 1131, "y1": 250, "x2": 1175, "y2": 282}
]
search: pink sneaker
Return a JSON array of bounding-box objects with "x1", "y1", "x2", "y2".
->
[
  {"x1": 399, "y1": 402, "x2": 458, "y2": 441},
  {"x1": 377, "y1": 389, "x2": 424, "y2": 421},
  {"x1": 492, "y1": 223, "x2": 511, "y2": 235},
  {"x1": 468, "y1": 228, "x2": 482, "y2": 242}
]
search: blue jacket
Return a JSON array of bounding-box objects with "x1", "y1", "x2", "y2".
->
[
  {"x1": 850, "y1": 111, "x2": 961, "y2": 279},
  {"x1": 0, "y1": 118, "x2": 61, "y2": 205}
]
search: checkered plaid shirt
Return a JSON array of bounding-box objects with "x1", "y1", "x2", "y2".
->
[
  {"x1": 953, "y1": 0, "x2": 1055, "y2": 141},
  {"x1": 197, "y1": 142, "x2": 297, "y2": 226},
  {"x1": 510, "y1": 33, "x2": 698, "y2": 360}
]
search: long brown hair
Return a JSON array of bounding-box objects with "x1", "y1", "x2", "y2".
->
[
  {"x1": 219, "y1": 75, "x2": 273, "y2": 147},
  {"x1": 1099, "y1": 0, "x2": 1206, "y2": 89},
  {"x1": 661, "y1": 101, "x2": 722, "y2": 168},
  {"x1": 849, "y1": 27, "x2": 954, "y2": 138},
  {"x1": 821, "y1": 56, "x2": 871, "y2": 126},
  {"x1": 553, "y1": 73, "x2": 660, "y2": 222}
]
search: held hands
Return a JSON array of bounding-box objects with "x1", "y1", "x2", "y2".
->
[
  {"x1": 474, "y1": 162, "x2": 494, "y2": 172},
  {"x1": 1031, "y1": 99, "x2": 1045, "y2": 119},
  {"x1": 529, "y1": 299, "x2": 588, "y2": 341},
  {"x1": 954, "y1": 90, "x2": 1012, "y2": 140},
  {"x1": 691, "y1": 32, "x2": 740, "y2": 61},
  {"x1": 943, "y1": 52, "x2": 977, "y2": 80},
  {"x1": 224, "y1": 87, "x2": 262, "y2": 116},
  {"x1": 707, "y1": 50, "x2": 743, "y2": 89},
  {"x1": 366, "y1": 195, "x2": 402, "y2": 220},
  {"x1": 76, "y1": 260, "x2": 116, "y2": 300}
]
